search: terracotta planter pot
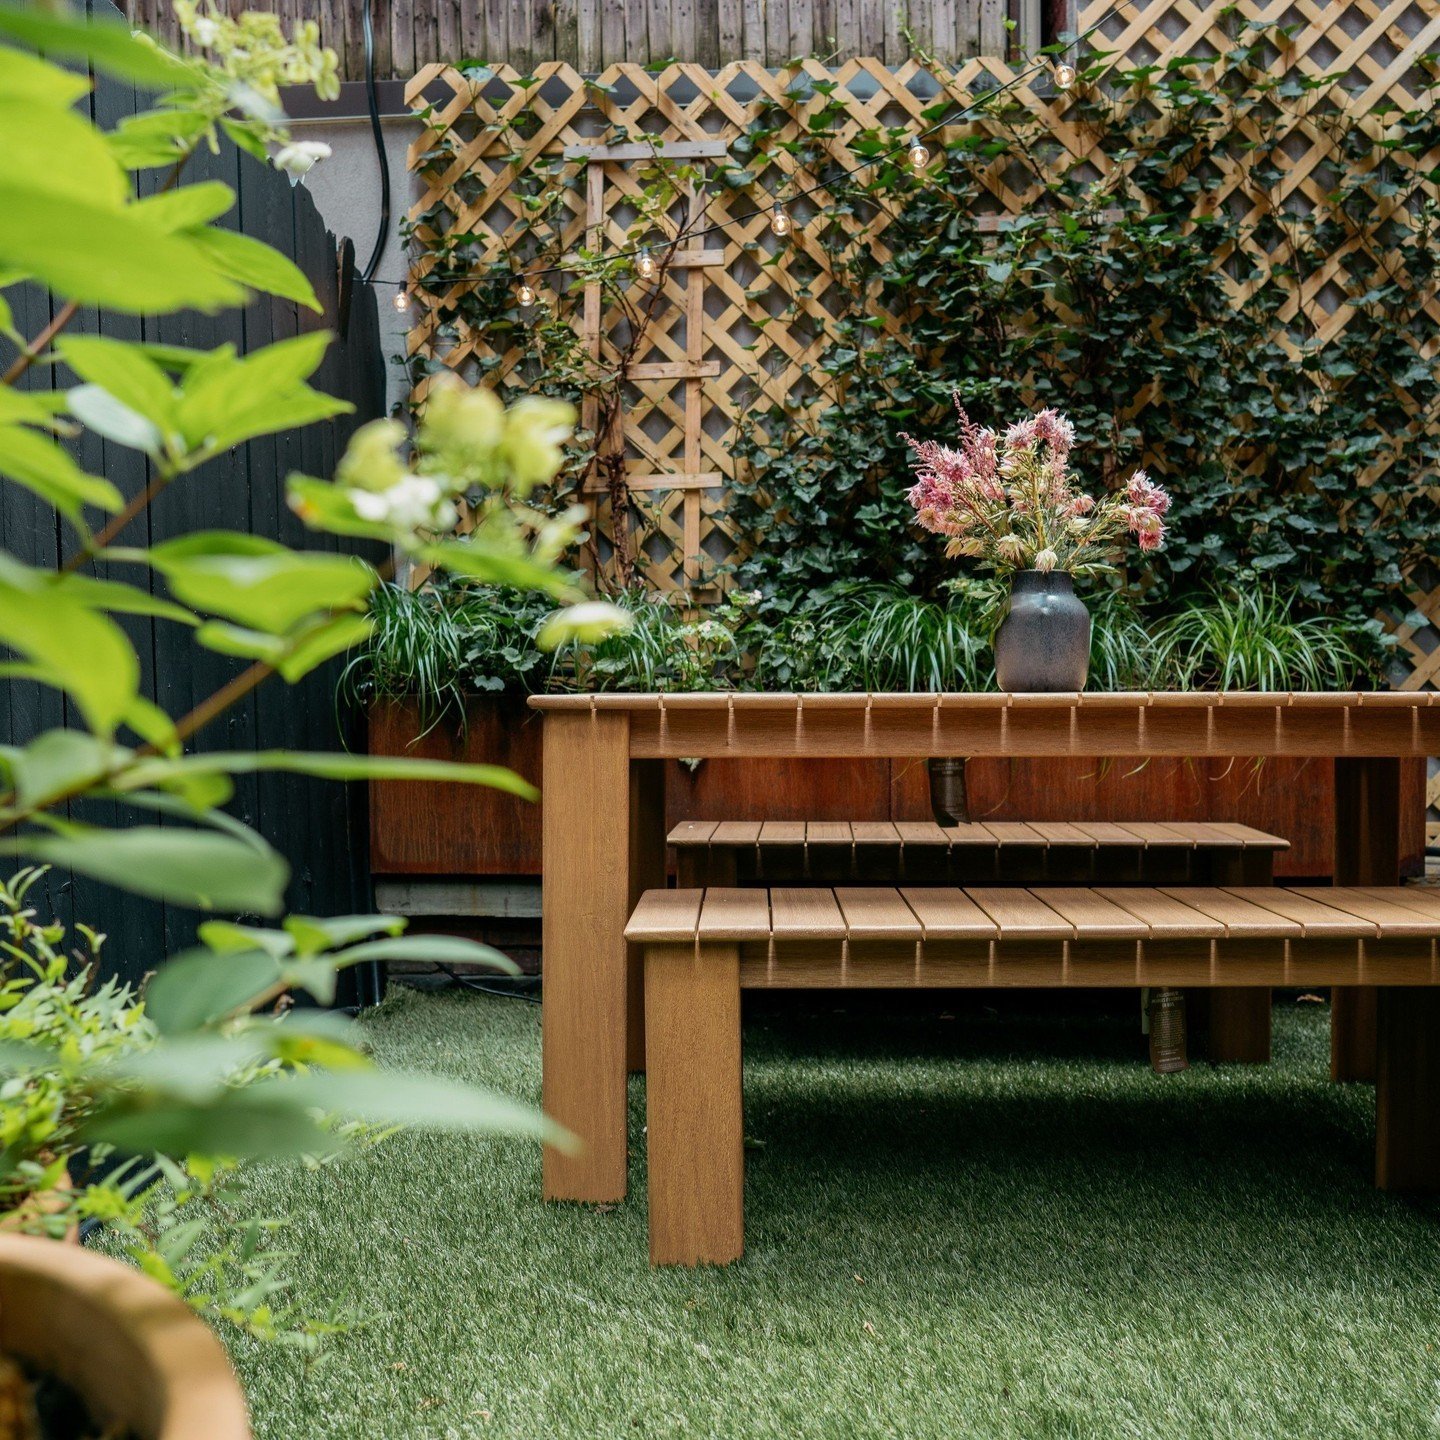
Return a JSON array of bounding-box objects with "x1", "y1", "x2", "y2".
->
[{"x1": 0, "y1": 1234, "x2": 250, "y2": 1440}]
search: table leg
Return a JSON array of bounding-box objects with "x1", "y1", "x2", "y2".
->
[
  {"x1": 645, "y1": 942, "x2": 744, "y2": 1266},
  {"x1": 1332, "y1": 759, "x2": 1401, "y2": 1083},
  {"x1": 542, "y1": 711, "x2": 634, "y2": 1203},
  {"x1": 627, "y1": 760, "x2": 667, "y2": 1074},
  {"x1": 1376, "y1": 988, "x2": 1440, "y2": 1192}
]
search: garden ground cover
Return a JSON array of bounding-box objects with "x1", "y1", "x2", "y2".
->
[{"x1": 229, "y1": 989, "x2": 1440, "y2": 1439}]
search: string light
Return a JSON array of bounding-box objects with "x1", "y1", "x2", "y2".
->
[
  {"x1": 636, "y1": 246, "x2": 657, "y2": 280},
  {"x1": 375, "y1": 1, "x2": 1131, "y2": 294},
  {"x1": 392, "y1": 287, "x2": 410, "y2": 312}
]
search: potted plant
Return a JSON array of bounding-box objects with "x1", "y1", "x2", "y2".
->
[
  {"x1": 0, "y1": 1234, "x2": 250, "y2": 1440},
  {"x1": 905, "y1": 402, "x2": 1170, "y2": 691}
]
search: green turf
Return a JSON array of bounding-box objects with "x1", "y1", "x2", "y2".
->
[{"x1": 226, "y1": 990, "x2": 1440, "y2": 1439}]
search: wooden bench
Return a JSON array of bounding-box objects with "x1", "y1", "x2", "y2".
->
[
  {"x1": 669, "y1": 819, "x2": 1290, "y2": 1063},
  {"x1": 627, "y1": 883, "x2": 1440, "y2": 1265},
  {"x1": 669, "y1": 819, "x2": 1288, "y2": 886}
]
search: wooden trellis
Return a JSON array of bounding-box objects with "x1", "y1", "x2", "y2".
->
[
  {"x1": 406, "y1": 0, "x2": 1440, "y2": 817},
  {"x1": 563, "y1": 139, "x2": 729, "y2": 594}
]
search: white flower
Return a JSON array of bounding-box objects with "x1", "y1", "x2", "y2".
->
[
  {"x1": 536, "y1": 601, "x2": 632, "y2": 650},
  {"x1": 349, "y1": 474, "x2": 456, "y2": 533},
  {"x1": 273, "y1": 140, "x2": 332, "y2": 179},
  {"x1": 192, "y1": 16, "x2": 219, "y2": 45},
  {"x1": 1033, "y1": 548, "x2": 1059, "y2": 572}
]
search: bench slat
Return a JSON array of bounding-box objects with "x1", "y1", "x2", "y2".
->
[
  {"x1": 710, "y1": 821, "x2": 762, "y2": 846},
  {"x1": 806, "y1": 821, "x2": 854, "y2": 845},
  {"x1": 835, "y1": 887, "x2": 923, "y2": 939},
  {"x1": 667, "y1": 821, "x2": 718, "y2": 847},
  {"x1": 1349, "y1": 885, "x2": 1440, "y2": 921},
  {"x1": 626, "y1": 889, "x2": 705, "y2": 942},
  {"x1": 1117, "y1": 822, "x2": 1196, "y2": 848},
  {"x1": 1319, "y1": 888, "x2": 1440, "y2": 937},
  {"x1": 893, "y1": 821, "x2": 954, "y2": 846},
  {"x1": 1209, "y1": 822, "x2": 1290, "y2": 850},
  {"x1": 939, "y1": 822, "x2": 1006, "y2": 847},
  {"x1": 1027, "y1": 821, "x2": 1095, "y2": 846},
  {"x1": 899, "y1": 887, "x2": 999, "y2": 939},
  {"x1": 1034, "y1": 887, "x2": 1151, "y2": 938},
  {"x1": 967, "y1": 887, "x2": 1074, "y2": 939},
  {"x1": 698, "y1": 888, "x2": 771, "y2": 940},
  {"x1": 851, "y1": 821, "x2": 901, "y2": 844},
  {"x1": 758, "y1": 820, "x2": 807, "y2": 844},
  {"x1": 981, "y1": 822, "x2": 1051, "y2": 846},
  {"x1": 770, "y1": 887, "x2": 847, "y2": 939},
  {"x1": 1070, "y1": 821, "x2": 1147, "y2": 846},
  {"x1": 1156, "y1": 887, "x2": 1302, "y2": 938},
  {"x1": 1094, "y1": 887, "x2": 1226, "y2": 938},
  {"x1": 1225, "y1": 887, "x2": 1375, "y2": 937}
]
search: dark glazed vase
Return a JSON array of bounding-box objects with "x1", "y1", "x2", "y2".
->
[{"x1": 993, "y1": 570, "x2": 1091, "y2": 692}]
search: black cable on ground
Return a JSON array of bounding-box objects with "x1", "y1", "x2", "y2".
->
[{"x1": 432, "y1": 962, "x2": 543, "y2": 1003}]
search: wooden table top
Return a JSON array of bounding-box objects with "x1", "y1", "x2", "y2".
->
[{"x1": 529, "y1": 691, "x2": 1439, "y2": 759}]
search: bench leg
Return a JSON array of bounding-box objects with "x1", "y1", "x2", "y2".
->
[
  {"x1": 1333, "y1": 758, "x2": 1401, "y2": 1083},
  {"x1": 1204, "y1": 850, "x2": 1272, "y2": 1063},
  {"x1": 1206, "y1": 990, "x2": 1273, "y2": 1064},
  {"x1": 1375, "y1": 988, "x2": 1440, "y2": 1192},
  {"x1": 627, "y1": 760, "x2": 667, "y2": 1076},
  {"x1": 645, "y1": 942, "x2": 744, "y2": 1266}
]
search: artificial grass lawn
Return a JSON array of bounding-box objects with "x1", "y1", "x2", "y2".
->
[{"x1": 229, "y1": 989, "x2": 1440, "y2": 1439}]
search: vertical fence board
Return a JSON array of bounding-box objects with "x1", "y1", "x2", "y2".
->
[
  {"x1": 130, "y1": 0, "x2": 1025, "y2": 73},
  {"x1": 0, "y1": 9, "x2": 384, "y2": 987}
]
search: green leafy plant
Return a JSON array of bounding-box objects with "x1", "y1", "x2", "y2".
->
[
  {"x1": 0, "y1": 869, "x2": 363, "y2": 1349},
  {"x1": 0, "y1": 0, "x2": 628, "y2": 1325},
  {"x1": 342, "y1": 577, "x2": 558, "y2": 730},
  {"x1": 1153, "y1": 583, "x2": 1371, "y2": 692},
  {"x1": 561, "y1": 587, "x2": 756, "y2": 691},
  {"x1": 723, "y1": 33, "x2": 1437, "y2": 665}
]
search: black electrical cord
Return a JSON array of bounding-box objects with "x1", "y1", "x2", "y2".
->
[
  {"x1": 360, "y1": 0, "x2": 391, "y2": 285},
  {"x1": 432, "y1": 961, "x2": 542, "y2": 1003}
]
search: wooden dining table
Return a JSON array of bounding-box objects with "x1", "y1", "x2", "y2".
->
[{"x1": 529, "y1": 690, "x2": 1437, "y2": 1204}]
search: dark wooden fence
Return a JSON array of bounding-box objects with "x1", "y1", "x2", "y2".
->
[
  {"x1": 127, "y1": 0, "x2": 1058, "y2": 81},
  {"x1": 1, "y1": 4, "x2": 386, "y2": 989}
]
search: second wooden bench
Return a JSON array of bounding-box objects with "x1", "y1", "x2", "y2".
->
[{"x1": 629, "y1": 882, "x2": 1440, "y2": 1266}]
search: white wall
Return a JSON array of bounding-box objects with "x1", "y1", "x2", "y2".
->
[{"x1": 292, "y1": 114, "x2": 419, "y2": 415}]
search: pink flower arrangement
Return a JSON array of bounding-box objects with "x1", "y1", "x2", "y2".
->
[{"x1": 905, "y1": 399, "x2": 1170, "y2": 576}]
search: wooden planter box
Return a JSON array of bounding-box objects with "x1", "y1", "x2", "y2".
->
[{"x1": 368, "y1": 696, "x2": 1427, "y2": 881}]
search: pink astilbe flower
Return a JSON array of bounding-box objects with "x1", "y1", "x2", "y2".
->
[
  {"x1": 905, "y1": 396, "x2": 1170, "y2": 576},
  {"x1": 1126, "y1": 469, "x2": 1171, "y2": 515}
]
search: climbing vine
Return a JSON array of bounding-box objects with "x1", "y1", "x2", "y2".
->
[{"x1": 728, "y1": 33, "x2": 1440, "y2": 658}]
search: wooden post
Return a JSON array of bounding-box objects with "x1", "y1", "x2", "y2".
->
[
  {"x1": 627, "y1": 760, "x2": 666, "y2": 1074},
  {"x1": 541, "y1": 710, "x2": 634, "y2": 1202},
  {"x1": 1332, "y1": 758, "x2": 1401, "y2": 1083},
  {"x1": 1376, "y1": 988, "x2": 1440, "y2": 1192},
  {"x1": 1206, "y1": 848, "x2": 1273, "y2": 1063},
  {"x1": 644, "y1": 942, "x2": 744, "y2": 1266}
]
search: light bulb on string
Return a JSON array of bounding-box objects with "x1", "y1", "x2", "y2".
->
[
  {"x1": 516, "y1": 278, "x2": 537, "y2": 307},
  {"x1": 636, "y1": 246, "x2": 657, "y2": 281},
  {"x1": 770, "y1": 204, "x2": 792, "y2": 238},
  {"x1": 1054, "y1": 61, "x2": 1077, "y2": 90},
  {"x1": 908, "y1": 136, "x2": 931, "y2": 171},
  {"x1": 392, "y1": 287, "x2": 411, "y2": 313}
]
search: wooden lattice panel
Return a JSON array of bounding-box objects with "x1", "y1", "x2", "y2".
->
[{"x1": 405, "y1": 1, "x2": 1440, "y2": 732}]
